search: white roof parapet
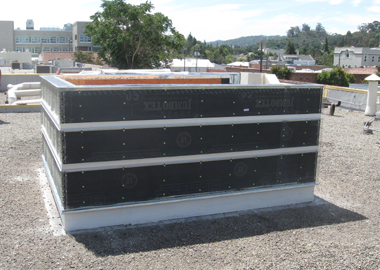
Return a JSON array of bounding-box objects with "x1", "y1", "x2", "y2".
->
[
  {"x1": 170, "y1": 58, "x2": 215, "y2": 68},
  {"x1": 365, "y1": 74, "x2": 380, "y2": 81}
]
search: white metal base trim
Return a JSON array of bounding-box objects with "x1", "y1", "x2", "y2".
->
[
  {"x1": 61, "y1": 184, "x2": 315, "y2": 232},
  {"x1": 42, "y1": 153, "x2": 315, "y2": 232}
]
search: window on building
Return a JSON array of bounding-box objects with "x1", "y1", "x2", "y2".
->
[
  {"x1": 62, "y1": 47, "x2": 68, "y2": 52},
  {"x1": 53, "y1": 47, "x2": 59, "y2": 52},
  {"x1": 364, "y1": 56, "x2": 367, "y2": 62},
  {"x1": 41, "y1": 37, "x2": 48, "y2": 43},
  {"x1": 79, "y1": 35, "x2": 92, "y2": 43},
  {"x1": 34, "y1": 47, "x2": 40, "y2": 54},
  {"x1": 25, "y1": 47, "x2": 32, "y2": 52},
  {"x1": 15, "y1": 36, "x2": 20, "y2": 43},
  {"x1": 16, "y1": 47, "x2": 22, "y2": 52},
  {"x1": 43, "y1": 47, "x2": 50, "y2": 52},
  {"x1": 31, "y1": 37, "x2": 39, "y2": 43},
  {"x1": 21, "y1": 36, "x2": 29, "y2": 43},
  {"x1": 50, "y1": 37, "x2": 57, "y2": 43},
  {"x1": 59, "y1": 37, "x2": 66, "y2": 43},
  {"x1": 372, "y1": 56, "x2": 375, "y2": 62}
]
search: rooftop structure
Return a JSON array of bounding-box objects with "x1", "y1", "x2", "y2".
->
[
  {"x1": 169, "y1": 58, "x2": 215, "y2": 72},
  {"x1": 1, "y1": 92, "x2": 379, "y2": 267}
]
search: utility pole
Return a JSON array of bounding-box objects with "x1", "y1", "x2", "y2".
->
[
  {"x1": 195, "y1": 48, "x2": 199, "y2": 72},
  {"x1": 183, "y1": 49, "x2": 186, "y2": 72},
  {"x1": 260, "y1": 41, "x2": 263, "y2": 73}
]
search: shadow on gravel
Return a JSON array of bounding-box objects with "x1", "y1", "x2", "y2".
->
[
  {"x1": 72, "y1": 197, "x2": 366, "y2": 256},
  {"x1": 0, "y1": 120, "x2": 10, "y2": 125}
]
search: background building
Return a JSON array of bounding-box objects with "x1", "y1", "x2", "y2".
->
[
  {"x1": 0, "y1": 19, "x2": 99, "y2": 57},
  {"x1": 334, "y1": 47, "x2": 380, "y2": 68}
]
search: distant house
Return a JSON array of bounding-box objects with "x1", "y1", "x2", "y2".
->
[
  {"x1": 334, "y1": 47, "x2": 380, "y2": 68},
  {"x1": 249, "y1": 54, "x2": 315, "y2": 68},
  {"x1": 236, "y1": 54, "x2": 247, "y2": 60},
  {"x1": 170, "y1": 58, "x2": 215, "y2": 72},
  {"x1": 279, "y1": 54, "x2": 315, "y2": 66},
  {"x1": 263, "y1": 48, "x2": 285, "y2": 56}
]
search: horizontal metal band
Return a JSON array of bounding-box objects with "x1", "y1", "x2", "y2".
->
[
  {"x1": 42, "y1": 127, "x2": 63, "y2": 172},
  {"x1": 42, "y1": 154, "x2": 64, "y2": 214},
  {"x1": 53, "y1": 145, "x2": 318, "y2": 172},
  {"x1": 42, "y1": 103, "x2": 321, "y2": 132},
  {"x1": 61, "y1": 182, "x2": 317, "y2": 214}
]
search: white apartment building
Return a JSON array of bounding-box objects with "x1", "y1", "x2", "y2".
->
[{"x1": 334, "y1": 47, "x2": 380, "y2": 68}]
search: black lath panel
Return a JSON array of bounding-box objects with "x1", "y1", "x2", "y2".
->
[
  {"x1": 60, "y1": 87, "x2": 322, "y2": 123},
  {"x1": 63, "y1": 152, "x2": 317, "y2": 209},
  {"x1": 61, "y1": 120, "x2": 320, "y2": 163}
]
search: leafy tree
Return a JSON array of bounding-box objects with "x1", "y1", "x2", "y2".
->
[
  {"x1": 317, "y1": 67, "x2": 355, "y2": 87},
  {"x1": 302, "y1": 23, "x2": 311, "y2": 32},
  {"x1": 74, "y1": 51, "x2": 86, "y2": 63},
  {"x1": 270, "y1": 66, "x2": 293, "y2": 80},
  {"x1": 323, "y1": 36, "x2": 329, "y2": 53},
  {"x1": 315, "y1": 23, "x2": 326, "y2": 36},
  {"x1": 287, "y1": 26, "x2": 300, "y2": 37},
  {"x1": 85, "y1": 0, "x2": 184, "y2": 69},
  {"x1": 226, "y1": 55, "x2": 237, "y2": 63},
  {"x1": 74, "y1": 51, "x2": 100, "y2": 64},
  {"x1": 285, "y1": 41, "x2": 296, "y2": 54}
]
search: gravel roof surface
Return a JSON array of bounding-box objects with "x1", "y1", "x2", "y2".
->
[{"x1": 1, "y1": 94, "x2": 380, "y2": 269}]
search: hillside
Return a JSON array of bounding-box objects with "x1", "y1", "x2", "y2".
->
[{"x1": 208, "y1": 35, "x2": 285, "y2": 47}]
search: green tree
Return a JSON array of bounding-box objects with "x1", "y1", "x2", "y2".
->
[
  {"x1": 317, "y1": 67, "x2": 355, "y2": 87},
  {"x1": 74, "y1": 51, "x2": 86, "y2": 63},
  {"x1": 302, "y1": 23, "x2": 311, "y2": 32},
  {"x1": 323, "y1": 36, "x2": 329, "y2": 53},
  {"x1": 270, "y1": 66, "x2": 293, "y2": 80},
  {"x1": 85, "y1": 0, "x2": 184, "y2": 69},
  {"x1": 285, "y1": 40, "x2": 296, "y2": 54}
]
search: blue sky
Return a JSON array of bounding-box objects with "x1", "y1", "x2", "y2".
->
[{"x1": 3, "y1": 0, "x2": 380, "y2": 42}]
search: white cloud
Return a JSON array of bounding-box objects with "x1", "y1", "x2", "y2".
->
[
  {"x1": 296, "y1": 0, "x2": 327, "y2": 2},
  {"x1": 352, "y1": 0, "x2": 362, "y2": 6},
  {"x1": 368, "y1": 5, "x2": 380, "y2": 12},
  {"x1": 296, "y1": 0, "x2": 344, "y2": 4},
  {"x1": 156, "y1": 4, "x2": 265, "y2": 41},
  {"x1": 329, "y1": 0, "x2": 344, "y2": 4}
]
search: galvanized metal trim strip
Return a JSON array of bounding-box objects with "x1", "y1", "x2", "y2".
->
[
  {"x1": 44, "y1": 112, "x2": 321, "y2": 132},
  {"x1": 41, "y1": 101, "x2": 62, "y2": 131},
  {"x1": 61, "y1": 182, "x2": 317, "y2": 214},
  {"x1": 41, "y1": 75, "x2": 323, "y2": 91},
  {"x1": 59, "y1": 145, "x2": 319, "y2": 172},
  {"x1": 41, "y1": 127, "x2": 63, "y2": 172},
  {"x1": 42, "y1": 154, "x2": 64, "y2": 215}
]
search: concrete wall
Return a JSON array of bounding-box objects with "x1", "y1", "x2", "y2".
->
[
  {"x1": 227, "y1": 66, "x2": 374, "y2": 84},
  {"x1": 0, "y1": 21, "x2": 15, "y2": 52},
  {"x1": 41, "y1": 52, "x2": 75, "y2": 64},
  {"x1": 226, "y1": 67, "x2": 272, "y2": 74},
  {"x1": 72, "y1": 21, "x2": 96, "y2": 52},
  {"x1": 290, "y1": 72, "x2": 318, "y2": 83},
  {"x1": 0, "y1": 74, "x2": 42, "y2": 92},
  {"x1": 249, "y1": 64, "x2": 330, "y2": 71},
  {"x1": 0, "y1": 51, "x2": 32, "y2": 65}
]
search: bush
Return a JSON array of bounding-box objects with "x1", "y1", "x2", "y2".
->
[
  {"x1": 270, "y1": 66, "x2": 293, "y2": 80},
  {"x1": 317, "y1": 67, "x2": 355, "y2": 87}
]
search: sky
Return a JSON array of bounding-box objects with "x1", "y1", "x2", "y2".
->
[{"x1": 2, "y1": 0, "x2": 380, "y2": 42}]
